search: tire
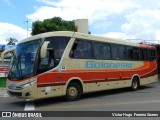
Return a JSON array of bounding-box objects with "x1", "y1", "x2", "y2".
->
[
  {"x1": 65, "y1": 82, "x2": 82, "y2": 101},
  {"x1": 131, "y1": 77, "x2": 139, "y2": 91}
]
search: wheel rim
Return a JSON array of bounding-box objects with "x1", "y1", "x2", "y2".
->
[
  {"x1": 133, "y1": 81, "x2": 137, "y2": 89},
  {"x1": 67, "y1": 86, "x2": 78, "y2": 98}
]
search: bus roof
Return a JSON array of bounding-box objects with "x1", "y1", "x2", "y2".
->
[{"x1": 19, "y1": 31, "x2": 155, "y2": 49}]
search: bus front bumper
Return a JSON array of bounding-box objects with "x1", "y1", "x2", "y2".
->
[{"x1": 7, "y1": 83, "x2": 37, "y2": 99}]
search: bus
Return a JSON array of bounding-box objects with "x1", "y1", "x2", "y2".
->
[{"x1": 1, "y1": 31, "x2": 158, "y2": 101}]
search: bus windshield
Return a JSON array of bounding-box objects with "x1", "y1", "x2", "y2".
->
[{"x1": 8, "y1": 39, "x2": 41, "y2": 80}]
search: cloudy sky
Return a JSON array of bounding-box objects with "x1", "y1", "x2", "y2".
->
[{"x1": 1, "y1": 0, "x2": 160, "y2": 44}]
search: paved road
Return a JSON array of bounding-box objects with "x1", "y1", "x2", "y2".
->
[
  {"x1": 1, "y1": 82, "x2": 160, "y2": 119},
  {"x1": 0, "y1": 88, "x2": 25, "y2": 111},
  {"x1": 35, "y1": 82, "x2": 160, "y2": 111}
]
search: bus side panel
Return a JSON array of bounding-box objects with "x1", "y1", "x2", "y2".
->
[
  {"x1": 140, "y1": 75, "x2": 158, "y2": 85},
  {"x1": 37, "y1": 73, "x2": 64, "y2": 99},
  {"x1": 36, "y1": 71, "x2": 86, "y2": 99},
  {"x1": 35, "y1": 57, "x2": 157, "y2": 99},
  {"x1": 84, "y1": 80, "x2": 132, "y2": 93}
]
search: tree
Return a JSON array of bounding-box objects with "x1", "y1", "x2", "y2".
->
[
  {"x1": 6, "y1": 38, "x2": 18, "y2": 45},
  {"x1": 31, "y1": 17, "x2": 75, "y2": 35}
]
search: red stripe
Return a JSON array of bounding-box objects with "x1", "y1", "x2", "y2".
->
[
  {"x1": 37, "y1": 69, "x2": 157, "y2": 88},
  {"x1": 141, "y1": 69, "x2": 157, "y2": 78},
  {"x1": 83, "y1": 78, "x2": 130, "y2": 84},
  {"x1": 37, "y1": 82, "x2": 66, "y2": 87}
]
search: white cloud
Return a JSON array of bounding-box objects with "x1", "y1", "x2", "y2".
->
[
  {"x1": 27, "y1": 0, "x2": 134, "y2": 23},
  {"x1": 26, "y1": 0, "x2": 160, "y2": 43},
  {"x1": 121, "y1": 9, "x2": 160, "y2": 40},
  {"x1": 0, "y1": 22, "x2": 29, "y2": 44},
  {"x1": 102, "y1": 32, "x2": 128, "y2": 40}
]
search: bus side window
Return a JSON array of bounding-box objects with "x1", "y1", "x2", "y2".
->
[
  {"x1": 149, "y1": 49, "x2": 156, "y2": 61},
  {"x1": 143, "y1": 49, "x2": 148, "y2": 61},
  {"x1": 139, "y1": 49, "x2": 143, "y2": 60},
  {"x1": 93, "y1": 42, "x2": 111, "y2": 60},
  {"x1": 133, "y1": 47, "x2": 139, "y2": 60},
  {"x1": 111, "y1": 45, "x2": 120, "y2": 60},
  {"x1": 38, "y1": 42, "x2": 54, "y2": 73},
  {"x1": 70, "y1": 39, "x2": 93, "y2": 59},
  {"x1": 127, "y1": 47, "x2": 133, "y2": 60},
  {"x1": 119, "y1": 46, "x2": 126, "y2": 60},
  {"x1": 48, "y1": 49, "x2": 55, "y2": 67},
  {"x1": 111, "y1": 45, "x2": 127, "y2": 60}
]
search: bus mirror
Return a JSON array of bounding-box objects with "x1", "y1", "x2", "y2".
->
[
  {"x1": 1, "y1": 48, "x2": 15, "y2": 62},
  {"x1": 40, "y1": 41, "x2": 50, "y2": 59}
]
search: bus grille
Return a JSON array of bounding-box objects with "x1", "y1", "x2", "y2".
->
[{"x1": 8, "y1": 91, "x2": 22, "y2": 97}]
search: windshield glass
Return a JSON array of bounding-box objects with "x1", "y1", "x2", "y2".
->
[{"x1": 8, "y1": 39, "x2": 41, "y2": 80}]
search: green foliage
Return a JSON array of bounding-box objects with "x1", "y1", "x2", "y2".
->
[
  {"x1": 6, "y1": 38, "x2": 18, "y2": 45},
  {"x1": 31, "y1": 17, "x2": 75, "y2": 35}
]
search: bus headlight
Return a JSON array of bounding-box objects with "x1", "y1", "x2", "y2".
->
[{"x1": 22, "y1": 81, "x2": 37, "y2": 89}]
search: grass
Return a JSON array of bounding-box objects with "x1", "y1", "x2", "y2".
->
[{"x1": 0, "y1": 77, "x2": 6, "y2": 87}]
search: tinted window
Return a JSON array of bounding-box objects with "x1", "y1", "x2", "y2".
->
[
  {"x1": 38, "y1": 37, "x2": 70, "y2": 74},
  {"x1": 111, "y1": 45, "x2": 126, "y2": 60},
  {"x1": 127, "y1": 47, "x2": 133, "y2": 60},
  {"x1": 149, "y1": 49, "x2": 156, "y2": 61},
  {"x1": 8, "y1": 39, "x2": 41, "y2": 80},
  {"x1": 70, "y1": 39, "x2": 93, "y2": 59},
  {"x1": 139, "y1": 49, "x2": 143, "y2": 60},
  {"x1": 46, "y1": 37, "x2": 70, "y2": 59},
  {"x1": 127, "y1": 47, "x2": 139, "y2": 60},
  {"x1": 119, "y1": 46, "x2": 126, "y2": 59},
  {"x1": 93, "y1": 42, "x2": 111, "y2": 59},
  {"x1": 112, "y1": 45, "x2": 119, "y2": 59},
  {"x1": 133, "y1": 47, "x2": 139, "y2": 60},
  {"x1": 143, "y1": 49, "x2": 148, "y2": 60}
]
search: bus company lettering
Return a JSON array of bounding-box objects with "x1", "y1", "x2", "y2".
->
[{"x1": 85, "y1": 61, "x2": 132, "y2": 69}]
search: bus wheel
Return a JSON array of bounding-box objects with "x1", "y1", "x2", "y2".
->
[
  {"x1": 65, "y1": 82, "x2": 81, "y2": 101},
  {"x1": 131, "y1": 77, "x2": 139, "y2": 91}
]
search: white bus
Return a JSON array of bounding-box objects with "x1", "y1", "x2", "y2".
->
[{"x1": 1, "y1": 31, "x2": 158, "y2": 100}]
